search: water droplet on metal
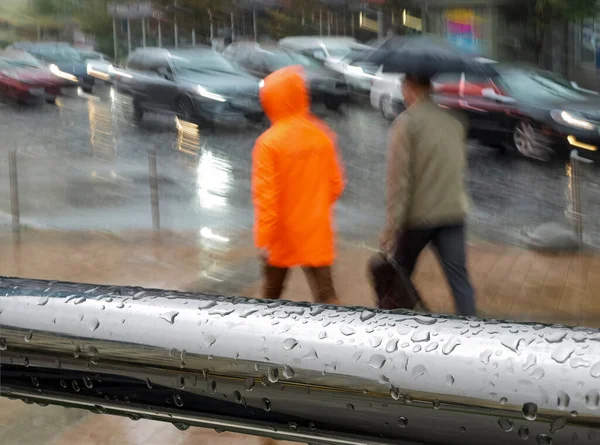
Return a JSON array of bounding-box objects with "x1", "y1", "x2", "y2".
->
[
  {"x1": 498, "y1": 418, "x2": 514, "y2": 432},
  {"x1": 442, "y1": 337, "x2": 461, "y2": 355},
  {"x1": 412, "y1": 330, "x2": 430, "y2": 343},
  {"x1": 522, "y1": 402, "x2": 538, "y2": 420},
  {"x1": 536, "y1": 433, "x2": 553, "y2": 445},
  {"x1": 433, "y1": 400, "x2": 441, "y2": 410},
  {"x1": 557, "y1": 390, "x2": 571, "y2": 410},
  {"x1": 145, "y1": 378, "x2": 153, "y2": 389},
  {"x1": 116, "y1": 302, "x2": 125, "y2": 309},
  {"x1": 414, "y1": 316, "x2": 437, "y2": 325},
  {"x1": 360, "y1": 310, "x2": 376, "y2": 322},
  {"x1": 173, "y1": 394, "x2": 184, "y2": 407},
  {"x1": 340, "y1": 325, "x2": 356, "y2": 336},
  {"x1": 60, "y1": 380, "x2": 67, "y2": 388},
  {"x1": 545, "y1": 332, "x2": 566, "y2": 343},
  {"x1": 198, "y1": 300, "x2": 217, "y2": 310},
  {"x1": 268, "y1": 367, "x2": 279, "y2": 383},
  {"x1": 369, "y1": 354, "x2": 386, "y2": 369},
  {"x1": 31, "y1": 376, "x2": 39, "y2": 387},
  {"x1": 413, "y1": 365, "x2": 427, "y2": 379},
  {"x1": 288, "y1": 421, "x2": 299, "y2": 432},
  {"x1": 386, "y1": 339, "x2": 399, "y2": 353},
  {"x1": 283, "y1": 365, "x2": 295, "y2": 379},
  {"x1": 518, "y1": 425, "x2": 530, "y2": 440},
  {"x1": 209, "y1": 307, "x2": 235, "y2": 317},
  {"x1": 523, "y1": 353, "x2": 537, "y2": 371},
  {"x1": 309, "y1": 422, "x2": 316, "y2": 431},
  {"x1": 459, "y1": 426, "x2": 467, "y2": 433},
  {"x1": 585, "y1": 390, "x2": 600, "y2": 409},
  {"x1": 445, "y1": 374, "x2": 455, "y2": 386},
  {"x1": 0, "y1": 338, "x2": 6, "y2": 351},
  {"x1": 72, "y1": 380, "x2": 80, "y2": 392},
  {"x1": 210, "y1": 380, "x2": 217, "y2": 394},
  {"x1": 550, "y1": 417, "x2": 567, "y2": 434},
  {"x1": 531, "y1": 368, "x2": 545, "y2": 380},
  {"x1": 570, "y1": 357, "x2": 591, "y2": 369},
  {"x1": 173, "y1": 423, "x2": 189, "y2": 431},
  {"x1": 203, "y1": 334, "x2": 216, "y2": 347},
  {"x1": 83, "y1": 376, "x2": 93, "y2": 389},
  {"x1": 283, "y1": 338, "x2": 298, "y2": 350},
  {"x1": 551, "y1": 346, "x2": 573, "y2": 364},
  {"x1": 390, "y1": 386, "x2": 400, "y2": 400},
  {"x1": 346, "y1": 403, "x2": 354, "y2": 410},
  {"x1": 369, "y1": 336, "x2": 382, "y2": 348},
  {"x1": 413, "y1": 344, "x2": 422, "y2": 353},
  {"x1": 500, "y1": 397, "x2": 508, "y2": 405},
  {"x1": 24, "y1": 357, "x2": 29, "y2": 367},
  {"x1": 24, "y1": 331, "x2": 33, "y2": 342},
  {"x1": 262, "y1": 398, "x2": 271, "y2": 412},
  {"x1": 303, "y1": 349, "x2": 318, "y2": 360},
  {"x1": 74, "y1": 297, "x2": 86, "y2": 305},
  {"x1": 38, "y1": 297, "x2": 49, "y2": 306},
  {"x1": 128, "y1": 413, "x2": 141, "y2": 421},
  {"x1": 397, "y1": 416, "x2": 408, "y2": 428},
  {"x1": 159, "y1": 311, "x2": 179, "y2": 324},
  {"x1": 88, "y1": 317, "x2": 100, "y2": 332},
  {"x1": 425, "y1": 342, "x2": 439, "y2": 352},
  {"x1": 244, "y1": 377, "x2": 255, "y2": 391}
]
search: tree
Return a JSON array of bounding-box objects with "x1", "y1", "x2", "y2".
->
[{"x1": 532, "y1": 0, "x2": 597, "y2": 64}]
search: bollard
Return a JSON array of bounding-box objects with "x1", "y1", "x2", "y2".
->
[
  {"x1": 568, "y1": 149, "x2": 593, "y2": 247},
  {"x1": 1, "y1": 277, "x2": 600, "y2": 445},
  {"x1": 148, "y1": 150, "x2": 160, "y2": 232},
  {"x1": 8, "y1": 149, "x2": 20, "y2": 243}
]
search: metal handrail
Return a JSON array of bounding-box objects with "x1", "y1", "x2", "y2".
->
[{"x1": 1, "y1": 277, "x2": 599, "y2": 444}]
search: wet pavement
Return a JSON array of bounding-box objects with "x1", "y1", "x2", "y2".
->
[
  {"x1": 2, "y1": 85, "x2": 600, "y2": 445},
  {"x1": 1, "y1": 85, "x2": 599, "y2": 246}
]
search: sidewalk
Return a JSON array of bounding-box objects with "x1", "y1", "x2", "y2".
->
[{"x1": 0, "y1": 229, "x2": 599, "y2": 445}]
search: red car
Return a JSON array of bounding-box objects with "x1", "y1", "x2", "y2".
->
[{"x1": 0, "y1": 50, "x2": 63, "y2": 104}]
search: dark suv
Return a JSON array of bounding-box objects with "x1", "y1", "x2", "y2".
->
[{"x1": 124, "y1": 47, "x2": 264, "y2": 124}]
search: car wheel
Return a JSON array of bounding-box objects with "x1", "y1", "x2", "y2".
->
[
  {"x1": 513, "y1": 121, "x2": 553, "y2": 161},
  {"x1": 324, "y1": 96, "x2": 342, "y2": 111},
  {"x1": 46, "y1": 96, "x2": 57, "y2": 105},
  {"x1": 82, "y1": 85, "x2": 93, "y2": 94},
  {"x1": 380, "y1": 95, "x2": 399, "y2": 121},
  {"x1": 176, "y1": 97, "x2": 195, "y2": 122}
]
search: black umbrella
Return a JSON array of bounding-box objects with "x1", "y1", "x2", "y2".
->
[{"x1": 379, "y1": 36, "x2": 498, "y2": 78}]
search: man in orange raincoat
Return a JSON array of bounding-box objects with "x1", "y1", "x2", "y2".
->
[{"x1": 252, "y1": 66, "x2": 345, "y2": 304}]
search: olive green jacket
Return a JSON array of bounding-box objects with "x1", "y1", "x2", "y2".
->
[{"x1": 381, "y1": 98, "x2": 469, "y2": 246}]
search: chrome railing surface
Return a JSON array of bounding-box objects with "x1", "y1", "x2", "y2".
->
[{"x1": 1, "y1": 277, "x2": 599, "y2": 445}]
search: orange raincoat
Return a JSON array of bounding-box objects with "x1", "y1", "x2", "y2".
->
[{"x1": 252, "y1": 66, "x2": 345, "y2": 268}]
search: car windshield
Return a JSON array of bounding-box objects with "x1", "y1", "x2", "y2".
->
[
  {"x1": 171, "y1": 52, "x2": 239, "y2": 74},
  {"x1": 40, "y1": 48, "x2": 83, "y2": 63},
  {"x1": 327, "y1": 46, "x2": 353, "y2": 59},
  {"x1": 497, "y1": 68, "x2": 591, "y2": 102},
  {"x1": 267, "y1": 50, "x2": 320, "y2": 69}
]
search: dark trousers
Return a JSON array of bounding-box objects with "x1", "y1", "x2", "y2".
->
[
  {"x1": 393, "y1": 224, "x2": 476, "y2": 316},
  {"x1": 262, "y1": 262, "x2": 337, "y2": 304}
]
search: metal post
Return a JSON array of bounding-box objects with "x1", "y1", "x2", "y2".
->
[
  {"x1": 142, "y1": 17, "x2": 146, "y2": 47},
  {"x1": 319, "y1": 9, "x2": 323, "y2": 36},
  {"x1": 8, "y1": 149, "x2": 20, "y2": 243},
  {"x1": 209, "y1": 10, "x2": 214, "y2": 41},
  {"x1": 192, "y1": 28, "x2": 196, "y2": 46},
  {"x1": 174, "y1": 19, "x2": 178, "y2": 48},
  {"x1": 569, "y1": 149, "x2": 593, "y2": 247},
  {"x1": 156, "y1": 21, "x2": 162, "y2": 49},
  {"x1": 126, "y1": 18, "x2": 132, "y2": 54},
  {"x1": 149, "y1": 150, "x2": 160, "y2": 232},
  {"x1": 351, "y1": 12, "x2": 355, "y2": 37},
  {"x1": 253, "y1": 8, "x2": 257, "y2": 41},
  {"x1": 328, "y1": 11, "x2": 331, "y2": 36},
  {"x1": 231, "y1": 12, "x2": 235, "y2": 41},
  {"x1": 335, "y1": 12, "x2": 338, "y2": 35},
  {"x1": 112, "y1": 18, "x2": 118, "y2": 60}
]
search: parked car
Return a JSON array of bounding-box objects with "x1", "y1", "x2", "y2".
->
[
  {"x1": 222, "y1": 41, "x2": 261, "y2": 60},
  {"x1": 279, "y1": 36, "x2": 366, "y2": 65},
  {"x1": 6, "y1": 42, "x2": 95, "y2": 93},
  {"x1": 229, "y1": 44, "x2": 350, "y2": 110},
  {"x1": 328, "y1": 47, "x2": 386, "y2": 95},
  {"x1": 124, "y1": 47, "x2": 264, "y2": 124},
  {"x1": 0, "y1": 50, "x2": 63, "y2": 104},
  {"x1": 433, "y1": 64, "x2": 600, "y2": 161},
  {"x1": 79, "y1": 50, "x2": 113, "y2": 83}
]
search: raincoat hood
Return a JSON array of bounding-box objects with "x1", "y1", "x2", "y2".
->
[{"x1": 260, "y1": 66, "x2": 309, "y2": 122}]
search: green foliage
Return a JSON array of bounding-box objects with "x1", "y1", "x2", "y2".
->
[{"x1": 534, "y1": 0, "x2": 597, "y2": 22}]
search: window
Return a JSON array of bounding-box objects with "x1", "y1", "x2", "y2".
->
[{"x1": 144, "y1": 56, "x2": 170, "y2": 73}]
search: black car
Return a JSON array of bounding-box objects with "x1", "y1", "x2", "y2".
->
[
  {"x1": 7, "y1": 42, "x2": 95, "y2": 93},
  {"x1": 227, "y1": 45, "x2": 350, "y2": 110},
  {"x1": 125, "y1": 47, "x2": 264, "y2": 125},
  {"x1": 434, "y1": 65, "x2": 600, "y2": 161}
]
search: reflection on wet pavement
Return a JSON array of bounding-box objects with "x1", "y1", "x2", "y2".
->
[{"x1": 2, "y1": 85, "x2": 600, "y2": 444}]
